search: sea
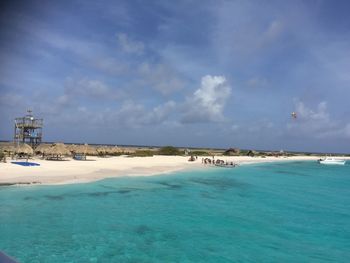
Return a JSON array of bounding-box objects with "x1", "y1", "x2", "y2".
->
[{"x1": 0, "y1": 161, "x2": 349, "y2": 262}]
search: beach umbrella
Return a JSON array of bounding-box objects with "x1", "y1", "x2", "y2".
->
[
  {"x1": 97, "y1": 145, "x2": 121, "y2": 156},
  {"x1": 73, "y1": 144, "x2": 86, "y2": 154},
  {"x1": 67, "y1": 144, "x2": 77, "y2": 152},
  {"x1": 97, "y1": 146, "x2": 109, "y2": 156},
  {"x1": 105, "y1": 146, "x2": 116, "y2": 155},
  {"x1": 0, "y1": 143, "x2": 16, "y2": 154},
  {"x1": 45, "y1": 143, "x2": 71, "y2": 156},
  {"x1": 15, "y1": 143, "x2": 34, "y2": 155},
  {"x1": 74, "y1": 144, "x2": 97, "y2": 156},
  {"x1": 35, "y1": 144, "x2": 52, "y2": 154},
  {"x1": 110, "y1": 146, "x2": 123, "y2": 155},
  {"x1": 85, "y1": 144, "x2": 98, "y2": 156},
  {"x1": 123, "y1": 148, "x2": 136, "y2": 154}
]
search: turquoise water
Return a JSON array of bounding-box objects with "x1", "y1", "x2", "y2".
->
[{"x1": 0, "y1": 161, "x2": 350, "y2": 262}]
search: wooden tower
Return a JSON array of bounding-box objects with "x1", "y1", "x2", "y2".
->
[{"x1": 14, "y1": 110, "x2": 43, "y2": 148}]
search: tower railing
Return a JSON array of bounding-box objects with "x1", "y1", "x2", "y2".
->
[{"x1": 14, "y1": 111, "x2": 43, "y2": 148}]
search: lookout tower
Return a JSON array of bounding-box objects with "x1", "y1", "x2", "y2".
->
[{"x1": 14, "y1": 110, "x2": 43, "y2": 148}]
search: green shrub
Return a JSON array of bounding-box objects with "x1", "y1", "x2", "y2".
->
[
  {"x1": 109, "y1": 152, "x2": 124, "y2": 156},
  {"x1": 98, "y1": 152, "x2": 105, "y2": 157},
  {"x1": 128, "y1": 150, "x2": 154, "y2": 157},
  {"x1": 0, "y1": 151, "x2": 5, "y2": 162},
  {"x1": 191, "y1": 150, "x2": 209, "y2": 156},
  {"x1": 158, "y1": 146, "x2": 182, "y2": 155},
  {"x1": 239, "y1": 150, "x2": 249, "y2": 155}
]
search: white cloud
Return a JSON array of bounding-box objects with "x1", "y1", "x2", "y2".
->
[
  {"x1": 117, "y1": 33, "x2": 144, "y2": 55},
  {"x1": 30, "y1": 78, "x2": 124, "y2": 117},
  {"x1": 144, "y1": 100, "x2": 176, "y2": 125},
  {"x1": 0, "y1": 93, "x2": 24, "y2": 107},
  {"x1": 248, "y1": 119, "x2": 274, "y2": 133},
  {"x1": 264, "y1": 20, "x2": 284, "y2": 42},
  {"x1": 106, "y1": 100, "x2": 176, "y2": 128},
  {"x1": 311, "y1": 41, "x2": 350, "y2": 83},
  {"x1": 247, "y1": 77, "x2": 269, "y2": 88},
  {"x1": 92, "y1": 57, "x2": 128, "y2": 75},
  {"x1": 25, "y1": 24, "x2": 100, "y2": 58},
  {"x1": 287, "y1": 100, "x2": 350, "y2": 139},
  {"x1": 343, "y1": 124, "x2": 350, "y2": 137},
  {"x1": 182, "y1": 75, "x2": 231, "y2": 123},
  {"x1": 138, "y1": 62, "x2": 185, "y2": 95},
  {"x1": 11, "y1": 17, "x2": 129, "y2": 77},
  {"x1": 77, "y1": 79, "x2": 109, "y2": 97},
  {"x1": 210, "y1": 0, "x2": 311, "y2": 71},
  {"x1": 296, "y1": 100, "x2": 329, "y2": 122},
  {"x1": 287, "y1": 100, "x2": 333, "y2": 136},
  {"x1": 32, "y1": 98, "x2": 177, "y2": 129},
  {"x1": 231, "y1": 124, "x2": 240, "y2": 131},
  {"x1": 56, "y1": 94, "x2": 71, "y2": 106},
  {"x1": 63, "y1": 78, "x2": 123, "y2": 100}
]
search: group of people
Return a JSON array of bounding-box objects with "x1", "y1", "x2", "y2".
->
[{"x1": 201, "y1": 157, "x2": 238, "y2": 167}]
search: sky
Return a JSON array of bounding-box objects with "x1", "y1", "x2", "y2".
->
[{"x1": 0, "y1": 0, "x2": 350, "y2": 153}]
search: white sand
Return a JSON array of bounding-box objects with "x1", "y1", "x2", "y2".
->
[{"x1": 0, "y1": 155, "x2": 343, "y2": 186}]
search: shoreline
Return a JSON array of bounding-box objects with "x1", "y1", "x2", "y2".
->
[{"x1": 0, "y1": 155, "x2": 347, "y2": 187}]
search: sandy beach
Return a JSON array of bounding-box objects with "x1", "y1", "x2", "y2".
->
[{"x1": 0, "y1": 155, "x2": 334, "y2": 186}]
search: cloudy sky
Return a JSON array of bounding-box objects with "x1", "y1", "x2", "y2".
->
[{"x1": 1, "y1": 0, "x2": 350, "y2": 153}]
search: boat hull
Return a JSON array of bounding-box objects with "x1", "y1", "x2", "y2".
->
[{"x1": 319, "y1": 160, "x2": 346, "y2": 165}]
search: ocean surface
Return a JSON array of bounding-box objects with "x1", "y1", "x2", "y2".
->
[{"x1": 0, "y1": 161, "x2": 349, "y2": 262}]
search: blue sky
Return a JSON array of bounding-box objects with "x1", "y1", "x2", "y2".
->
[{"x1": 1, "y1": 0, "x2": 350, "y2": 153}]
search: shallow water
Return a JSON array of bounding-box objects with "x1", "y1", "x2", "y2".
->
[{"x1": 0, "y1": 161, "x2": 349, "y2": 262}]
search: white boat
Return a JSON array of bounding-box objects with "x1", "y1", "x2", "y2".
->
[{"x1": 318, "y1": 157, "x2": 346, "y2": 165}]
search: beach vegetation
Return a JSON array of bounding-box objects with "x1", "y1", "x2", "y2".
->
[
  {"x1": 158, "y1": 146, "x2": 182, "y2": 155},
  {"x1": 109, "y1": 152, "x2": 124, "y2": 156},
  {"x1": 191, "y1": 150, "x2": 209, "y2": 156},
  {"x1": 128, "y1": 150, "x2": 154, "y2": 157},
  {"x1": 97, "y1": 151, "x2": 106, "y2": 157},
  {"x1": 0, "y1": 151, "x2": 6, "y2": 162},
  {"x1": 223, "y1": 148, "x2": 240, "y2": 156},
  {"x1": 238, "y1": 150, "x2": 249, "y2": 155}
]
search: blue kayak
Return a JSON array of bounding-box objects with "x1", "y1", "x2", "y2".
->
[{"x1": 11, "y1": 162, "x2": 40, "y2": 167}]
